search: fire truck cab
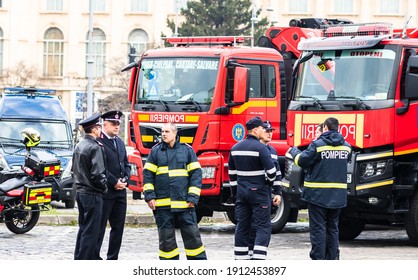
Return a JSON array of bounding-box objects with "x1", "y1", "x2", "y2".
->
[
  {"x1": 124, "y1": 35, "x2": 294, "y2": 232},
  {"x1": 282, "y1": 21, "x2": 418, "y2": 244}
]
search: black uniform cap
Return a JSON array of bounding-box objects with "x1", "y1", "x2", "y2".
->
[
  {"x1": 246, "y1": 116, "x2": 264, "y2": 130},
  {"x1": 79, "y1": 113, "x2": 102, "y2": 129},
  {"x1": 101, "y1": 110, "x2": 123, "y2": 123},
  {"x1": 263, "y1": 121, "x2": 275, "y2": 131}
]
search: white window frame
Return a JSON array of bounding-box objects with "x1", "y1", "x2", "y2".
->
[
  {"x1": 288, "y1": 0, "x2": 308, "y2": 14},
  {"x1": 46, "y1": 0, "x2": 63, "y2": 11},
  {"x1": 379, "y1": 0, "x2": 400, "y2": 15},
  {"x1": 131, "y1": 0, "x2": 148, "y2": 12},
  {"x1": 128, "y1": 29, "x2": 149, "y2": 63},
  {"x1": 43, "y1": 28, "x2": 64, "y2": 77},
  {"x1": 86, "y1": 28, "x2": 106, "y2": 78},
  {"x1": 92, "y1": 0, "x2": 105, "y2": 12},
  {"x1": 333, "y1": 0, "x2": 354, "y2": 14}
]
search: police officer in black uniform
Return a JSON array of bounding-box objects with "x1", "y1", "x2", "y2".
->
[
  {"x1": 96, "y1": 110, "x2": 131, "y2": 260},
  {"x1": 289, "y1": 117, "x2": 351, "y2": 260},
  {"x1": 73, "y1": 113, "x2": 107, "y2": 260},
  {"x1": 228, "y1": 116, "x2": 277, "y2": 260},
  {"x1": 143, "y1": 122, "x2": 207, "y2": 260}
]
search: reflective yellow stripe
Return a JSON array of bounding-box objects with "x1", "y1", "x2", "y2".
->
[
  {"x1": 294, "y1": 154, "x2": 301, "y2": 167},
  {"x1": 356, "y1": 179, "x2": 393, "y2": 191},
  {"x1": 159, "y1": 248, "x2": 180, "y2": 259},
  {"x1": 179, "y1": 136, "x2": 194, "y2": 143},
  {"x1": 155, "y1": 198, "x2": 171, "y2": 207},
  {"x1": 185, "y1": 246, "x2": 205, "y2": 257},
  {"x1": 144, "y1": 162, "x2": 157, "y2": 173},
  {"x1": 171, "y1": 200, "x2": 190, "y2": 208},
  {"x1": 188, "y1": 186, "x2": 201, "y2": 196},
  {"x1": 156, "y1": 166, "x2": 168, "y2": 175},
  {"x1": 304, "y1": 181, "x2": 347, "y2": 189},
  {"x1": 142, "y1": 135, "x2": 154, "y2": 142},
  {"x1": 143, "y1": 183, "x2": 154, "y2": 191},
  {"x1": 169, "y1": 169, "x2": 188, "y2": 177},
  {"x1": 187, "y1": 161, "x2": 201, "y2": 172},
  {"x1": 316, "y1": 146, "x2": 351, "y2": 152}
]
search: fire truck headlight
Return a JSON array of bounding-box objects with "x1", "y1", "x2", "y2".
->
[
  {"x1": 129, "y1": 163, "x2": 138, "y2": 176},
  {"x1": 201, "y1": 166, "x2": 215, "y2": 179},
  {"x1": 361, "y1": 160, "x2": 387, "y2": 179}
]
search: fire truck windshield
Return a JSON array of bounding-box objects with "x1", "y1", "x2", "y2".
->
[
  {"x1": 294, "y1": 48, "x2": 396, "y2": 102},
  {"x1": 137, "y1": 57, "x2": 219, "y2": 105}
]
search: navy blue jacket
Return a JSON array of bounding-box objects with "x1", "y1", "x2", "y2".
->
[
  {"x1": 228, "y1": 134, "x2": 276, "y2": 190},
  {"x1": 143, "y1": 140, "x2": 202, "y2": 212},
  {"x1": 289, "y1": 130, "x2": 351, "y2": 208},
  {"x1": 97, "y1": 133, "x2": 131, "y2": 199},
  {"x1": 266, "y1": 145, "x2": 282, "y2": 196}
]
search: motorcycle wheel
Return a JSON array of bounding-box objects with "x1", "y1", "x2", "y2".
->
[{"x1": 5, "y1": 205, "x2": 40, "y2": 234}]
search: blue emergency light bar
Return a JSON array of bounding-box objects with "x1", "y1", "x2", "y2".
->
[{"x1": 3, "y1": 87, "x2": 56, "y2": 95}]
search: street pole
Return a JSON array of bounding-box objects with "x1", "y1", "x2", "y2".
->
[
  {"x1": 86, "y1": 0, "x2": 94, "y2": 116},
  {"x1": 251, "y1": 0, "x2": 256, "y2": 47},
  {"x1": 174, "y1": 0, "x2": 179, "y2": 36}
]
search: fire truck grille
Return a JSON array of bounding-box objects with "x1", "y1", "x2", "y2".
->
[
  {"x1": 140, "y1": 125, "x2": 198, "y2": 149},
  {"x1": 284, "y1": 158, "x2": 293, "y2": 180}
]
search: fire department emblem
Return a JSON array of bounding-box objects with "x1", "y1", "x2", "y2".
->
[{"x1": 232, "y1": 123, "x2": 245, "y2": 142}]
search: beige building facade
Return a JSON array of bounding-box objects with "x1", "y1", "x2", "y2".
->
[{"x1": 0, "y1": 0, "x2": 416, "y2": 126}]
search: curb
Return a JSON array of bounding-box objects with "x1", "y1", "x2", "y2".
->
[
  {"x1": 39, "y1": 211, "x2": 308, "y2": 226},
  {"x1": 38, "y1": 214, "x2": 157, "y2": 226}
]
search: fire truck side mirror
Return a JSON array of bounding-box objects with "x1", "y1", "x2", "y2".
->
[
  {"x1": 405, "y1": 55, "x2": 418, "y2": 100},
  {"x1": 233, "y1": 66, "x2": 250, "y2": 104}
]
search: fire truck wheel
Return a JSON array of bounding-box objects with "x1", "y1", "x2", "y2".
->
[
  {"x1": 226, "y1": 210, "x2": 237, "y2": 225},
  {"x1": 338, "y1": 215, "x2": 365, "y2": 241},
  {"x1": 271, "y1": 193, "x2": 291, "y2": 234},
  {"x1": 405, "y1": 190, "x2": 418, "y2": 245}
]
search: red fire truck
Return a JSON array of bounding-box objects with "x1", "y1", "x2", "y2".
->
[
  {"x1": 122, "y1": 18, "x2": 347, "y2": 233},
  {"x1": 279, "y1": 21, "x2": 418, "y2": 244}
]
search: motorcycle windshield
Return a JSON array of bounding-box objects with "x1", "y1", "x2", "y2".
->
[{"x1": 294, "y1": 48, "x2": 396, "y2": 101}]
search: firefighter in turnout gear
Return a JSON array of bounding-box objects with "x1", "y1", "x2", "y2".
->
[
  {"x1": 143, "y1": 122, "x2": 207, "y2": 260},
  {"x1": 228, "y1": 116, "x2": 277, "y2": 260},
  {"x1": 289, "y1": 117, "x2": 352, "y2": 260}
]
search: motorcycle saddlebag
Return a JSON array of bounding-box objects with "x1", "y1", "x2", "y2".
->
[{"x1": 24, "y1": 182, "x2": 53, "y2": 206}]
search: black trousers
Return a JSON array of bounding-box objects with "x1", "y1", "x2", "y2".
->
[
  {"x1": 74, "y1": 192, "x2": 103, "y2": 260},
  {"x1": 308, "y1": 203, "x2": 341, "y2": 260},
  {"x1": 234, "y1": 186, "x2": 271, "y2": 260},
  {"x1": 96, "y1": 196, "x2": 127, "y2": 260},
  {"x1": 154, "y1": 208, "x2": 207, "y2": 260}
]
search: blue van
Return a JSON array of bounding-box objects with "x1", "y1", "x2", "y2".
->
[{"x1": 0, "y1": 87, "x2": 76, "y2": 208}]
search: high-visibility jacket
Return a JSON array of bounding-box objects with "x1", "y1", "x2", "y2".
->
[
  {"x1": 143, "y1": 140, "x2": 202, "y2": 211},
  {"x1": 289, "y1": 130, "x2": 352, "y2": 209}
]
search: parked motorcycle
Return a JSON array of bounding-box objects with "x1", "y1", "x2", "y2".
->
[{"x1": 0, "y1": 128, "x2": 60, "y2": 234}]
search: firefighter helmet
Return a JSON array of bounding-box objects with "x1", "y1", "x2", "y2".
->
[{"x1": 21, "y1": 128, "x2": 41, "y2": 147}]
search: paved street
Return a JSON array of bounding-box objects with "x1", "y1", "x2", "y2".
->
[{"x1": 1, "y1": 196, "x2": 418, "y2": 260}]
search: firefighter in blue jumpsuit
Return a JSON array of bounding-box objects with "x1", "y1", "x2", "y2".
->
[
  {"x1": 248, "y1": 120, "x2": 282, "y2": 258},
  {"x1": 143, "y1": 122, "x2": 207, "y2": 260},
  {"x1": 289, "y1": 117, "x2": 351, "y2": 260},
  {"x1": 228, "y1": 116, "x2": 277, "y2": 260}
]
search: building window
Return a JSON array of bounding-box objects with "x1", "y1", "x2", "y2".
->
[
  {"x1": 86, "y1": 28, "x2": 106, "y2": 78},
  {"x1": 0, "y1": 28, "x2": 3, "y2": 73},
  {"x1": 0, "y1": 0, "x2": 3, "y2": 8},
  {"x1": 288, "y1": 0, "x2": 308, "y2": 13},
  {"x1": 379, "y1": 0, "x2": 399, "y2": 14},
  {"x1": 47, "y1": 0, "x2": 63, "y2": 11},
  {"x1": 128, "y1": 29, "x2": 149, "y2": 63},
  {"x1": 131, "y1": 0, "x2": 148, "y2": 12},
  {"x1": 92, "y1": 0, "x2": 105, "y2": 12},
  {"x1": 333, "y1": 0, "x2": 353, "y2": 14},
  {"x1": 43, "y1": 27, "x2": 64, "y2": 76}
]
